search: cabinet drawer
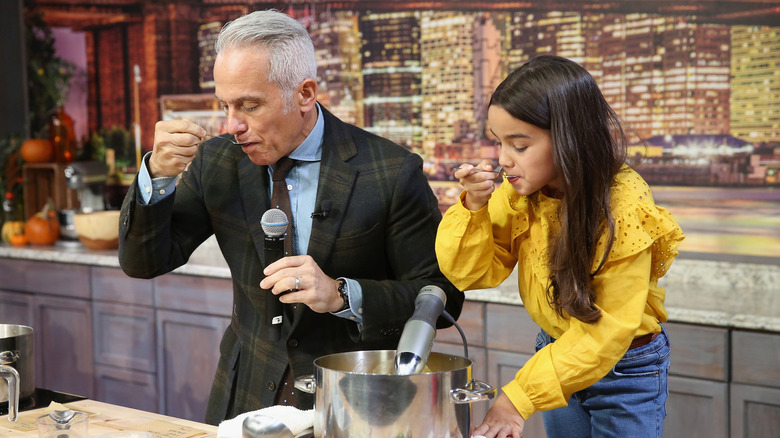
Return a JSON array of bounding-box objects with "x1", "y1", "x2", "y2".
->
[
  {"x1": 154, "y1": 274, "x2": 232, "y2": 316},
  {"x1": 437, "y1": 300, "x2": 485, "y2": 347},
  {"x1": 665, "y1": 322, "x2": 729, "y2": 381},
  {"x1": 95, "y1": 365, "x2": 158, "y2": 413},
  {"x1": 91, "y1": 266, "x2": 153, "y2": 306},
  {"x1": 0, "y1": 259, "x2": 89, "y2": 298},
  {"x1": 732, "y1": 330, "x2": 780, "y2": 388},
  {"x1": 485, "y1": 303, "x2": 539, "y2": 354}
]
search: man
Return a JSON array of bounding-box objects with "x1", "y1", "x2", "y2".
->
[{"x1": 118, "y1": 10, "x2": 463, "y2": 425}]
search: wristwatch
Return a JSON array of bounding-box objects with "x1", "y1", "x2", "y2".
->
[{"x1": 336, "y1": 278, "x2": 350, "y2": 311}]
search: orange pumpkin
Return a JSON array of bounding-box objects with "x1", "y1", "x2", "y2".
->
[
  {"x1": 20, "y1": 138, "x2": 54, "y2": 163},
  {"x1": 25, "y1": 199, "x2": 60, "y2": 245}
]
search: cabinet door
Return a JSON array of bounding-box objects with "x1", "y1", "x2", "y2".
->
[
  {"x1": 486, "y1": 350, "x2": 547, "y2": 438},
  {"x1": 35, "y1": 295, "x2": 94, "y2": 398},
  {"x1": 93, "y1": 301, "x2": 156, "y2": 372},
  {"x1": 731, "y1": 383, "x2": 780, "y2": 438},
  {"x1": 156, "y1": 309, "x2": 229, "y2": 422},
  {"x1": 0, "y1": 290, "x2": 34, "y2": 326},
  {"x1": 665, "y1": 376, "x2": 728, "y2": 438}
]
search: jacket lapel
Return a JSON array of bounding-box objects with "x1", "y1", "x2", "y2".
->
[
  {"x1": 306, "y1": 107, "x2": 358, "y2": 268},
  {"x1": 237, "y1": 156, "x2": 271, "y2": 264}
]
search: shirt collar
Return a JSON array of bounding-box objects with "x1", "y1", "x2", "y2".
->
[{"x1": 288, "y1": 102, "x2": 324, "y2": 162}]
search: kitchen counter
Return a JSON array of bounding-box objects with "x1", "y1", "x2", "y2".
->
[
  {"x1": 1, "y1": 239, "x2": 779, "y2": 332},
  {"x1": 0, "y1": 398, "x2": 217, "y2": 437}
]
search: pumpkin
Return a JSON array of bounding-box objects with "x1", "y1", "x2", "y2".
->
[
  {"x1": 25, "y1": 199, "x2": 60, "y2": 245},
  {"x1": 9, "y1": 232, "x2": 28, "y2": 246},
  {"x1": 20, "y1": 138, "x2": 54, "y2": 163},
  {"x1": 1, "y1": 221, "x2": 26, "y2": 243}
]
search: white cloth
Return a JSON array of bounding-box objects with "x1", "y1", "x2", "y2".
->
[{"x1": 217, "y1": 405, "x2": 315, "y2": 437}]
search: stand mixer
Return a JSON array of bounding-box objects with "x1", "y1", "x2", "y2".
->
[
  {"x1": 59, "y1": 162, "x2": 108, "y2": 242},
  {"x1": 64, "y1": 162, "x2": 108, "y2": 212}
]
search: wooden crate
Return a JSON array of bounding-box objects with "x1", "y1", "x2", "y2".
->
[{"x1": 22, "y1": 163, "x2": 79, "y2": 219}]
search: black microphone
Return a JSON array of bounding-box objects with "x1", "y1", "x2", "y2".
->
[
  {"x1": 260, "y1": 208, "x2": 288, "y2": 341},
  {"x1": 311, "y1": 200, "x2": 332, "y2": 219}
]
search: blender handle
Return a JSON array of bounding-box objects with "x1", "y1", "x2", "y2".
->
[
  {"x1": 0, "y1": 364, "x2": 20, "y2": 422},
  {"x1": 294, "y1": 375, "x2": 316, "y2": 394},
  {"x1": 450, "y1": 379, "x2": 496, "y2": 404}
]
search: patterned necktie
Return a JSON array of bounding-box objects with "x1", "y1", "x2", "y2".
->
[
  {"x1": 271, "y1": 157, "x2": 295, "y2": 256},
  {"x1": 271, "y1": 156, "x2": 299, "y2": 407}
]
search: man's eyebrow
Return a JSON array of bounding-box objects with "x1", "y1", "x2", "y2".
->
[{"x1": 214, "y1": 95, "x2": 263, "y2": 103}]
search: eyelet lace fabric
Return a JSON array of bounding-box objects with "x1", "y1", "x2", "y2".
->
[{"x1": 504, "y1": 165, "x2": 685, "y2": 283}]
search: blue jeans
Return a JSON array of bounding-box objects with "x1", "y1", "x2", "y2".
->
[{"x1": 535, "y1": 327, "x2": 670, "y2": 438}]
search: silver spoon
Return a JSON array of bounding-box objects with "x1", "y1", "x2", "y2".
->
[
  {"x1": 243, "y1": 414, "x2": 294, "y2": 438},
  {"x1": 203, "y1": 134, "x2": 248, "y2": 146},
  {"x1": 451, "y1": 164, "x2": 503, "y2": 175}
]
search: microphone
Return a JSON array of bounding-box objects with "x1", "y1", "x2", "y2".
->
[
  {"x1": 260, "y1": 208, "x2": 288, "y2": 341},
  {"x1": 394, "y1": 285, "x2": 447, "y2": 375},
  {"x1": 311, "y1": 200, "x2": 332, "y2": 219}
]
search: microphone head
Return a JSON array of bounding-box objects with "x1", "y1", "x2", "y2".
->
[{"x1": 261, "y1": 208, "x2": 289, "y2": 237}]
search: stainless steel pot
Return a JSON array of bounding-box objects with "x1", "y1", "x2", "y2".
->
[
  {"x1": 0, "y1": 324, "x2": 34, "y2": 422},
  {"x1": 295, "y1": 350, "x2": 495, "y2": 437}
]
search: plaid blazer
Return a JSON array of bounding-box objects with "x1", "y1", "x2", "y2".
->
[{"x1": 118, "y1": 106, "x2": 463, "y2": 424}]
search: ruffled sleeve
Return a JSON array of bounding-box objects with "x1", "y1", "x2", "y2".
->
[
  {"x1": 593, "y1": 167, "x2": 685, "y2": 280},
  {"x1": 435, "y1": 182, "x2": 528, "y2": 292}
]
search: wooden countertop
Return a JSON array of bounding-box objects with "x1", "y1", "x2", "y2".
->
[{"x1": 0, "y1": 399, "x2": 217, "y2": 437}]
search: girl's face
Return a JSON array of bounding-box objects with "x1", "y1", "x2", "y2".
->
[{"x1": 489, "y1": 105, "x2": 563, "y2": 197}]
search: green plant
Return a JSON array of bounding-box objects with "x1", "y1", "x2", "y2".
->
[
  {"x1": 0, "y1": 135, "x2": 25, "y2": 218},
  {"x1": 25, "y1": 4, "x2": 76, "y2": 138}
]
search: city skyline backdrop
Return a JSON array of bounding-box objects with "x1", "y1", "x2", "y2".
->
[{"x1": 178, "y1": 5, "x2": 780, "y2": 187}]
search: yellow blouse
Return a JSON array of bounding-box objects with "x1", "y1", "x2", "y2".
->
[{"x1": 435, "y1": 165, "x2": 684, "y2": 419}]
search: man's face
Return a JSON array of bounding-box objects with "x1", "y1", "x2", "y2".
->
[{"x1": 214, "y1": 47, "x2": 310, "y2": 165}]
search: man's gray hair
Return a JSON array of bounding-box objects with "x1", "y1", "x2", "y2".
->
[{"x1": 215, "y1": 10, "x2": 317, "y2": 112}]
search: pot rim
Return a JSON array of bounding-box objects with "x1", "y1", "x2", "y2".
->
[
  {"x1": 312, "y1": 349, "x2": 472, "y2": 375},
  {"x1": 0, "y1": 325, "x2": 33, "y2": 339}
]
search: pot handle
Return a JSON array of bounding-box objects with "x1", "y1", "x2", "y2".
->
[
  {"x1": 0, "y1": 350, "x2": 20, "y2": 364},
  {"x1": 294, "y1": 374, "x2": 316, "y2": 394},
  {"x1": 450, "y1": 379, "x2": 496, "y2": 404},
  {"x1": 0, "y1": 364, "x2": 20, "y2": 422}
]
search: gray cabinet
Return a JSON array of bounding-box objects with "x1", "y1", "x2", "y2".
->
[
  {"x1": 664, "y1": 322, "x2": 730, "y2": 438},
  {"x1": 91, "y1": 266, "x2": 157, "y2": 410},
  {"x1": 731, "y1": 330, "x2": 780, "y2": 438},
  {"x1": 156, "y1": 309, "x2": 229, "y2": 422},
  {"x1": 34, "y1": 292, "x2": 94, "y2": 398},
  {"x1": 0, "y1": 290, "x2": 34, "y2": 326}
]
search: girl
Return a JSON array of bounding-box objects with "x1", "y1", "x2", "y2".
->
[{"x1": 436, "y1": 55, "x2": 685, "y2": 438}]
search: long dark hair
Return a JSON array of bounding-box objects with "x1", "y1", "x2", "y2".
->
[{"x1": 489, "y1": 55, "x2": 627, "y2": 324}]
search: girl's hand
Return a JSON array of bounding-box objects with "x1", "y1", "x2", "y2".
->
[
  {"x1": 471, "y1": 393, "x2": 525, "y2": 438},
  {"x1": 452, "y1": 160, "x2": 500, "y2": 211}
]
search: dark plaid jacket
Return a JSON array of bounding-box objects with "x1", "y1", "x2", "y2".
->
[{"x1": 118, "y1": 106, "x2": 463, "y2": 424}]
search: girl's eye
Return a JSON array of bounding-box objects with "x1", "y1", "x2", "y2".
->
[{"x1": 514, "y1": 145, "x2": 529, "y2": 152}]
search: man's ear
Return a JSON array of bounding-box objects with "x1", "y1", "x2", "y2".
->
[{"x1": 297, "y1": 78, "x2": 318, "y2": 111}]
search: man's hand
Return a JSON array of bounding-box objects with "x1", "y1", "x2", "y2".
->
[
  {"x1": 471, "y1": 393, "x2": 525, "y2": 438},
  {"x1": 260, "y1": 255, "x2": 346, "y2": 313},
  {"x1": 149, "y1": 119, "x2": 206, "y2": 178}
]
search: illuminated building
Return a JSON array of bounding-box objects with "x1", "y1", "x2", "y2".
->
[
  {"x1": 309, "y1": 9, "x2": 364, "y2": 127},
  {"x1": 730, "y1": 25, "x2": 780, "y2": 143},
  {"x1": 600, "y1": 14, "x2": 730, "y2": 140},
  {"x1": 420, "y1": 11, "x2": 477, "y2": 159},
  {"x1": 359, "y1": 11, "x2": 422, "y2": 151},
  {"x1": 505, "y1": 11, "x2": 603, "y2": 78}
]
